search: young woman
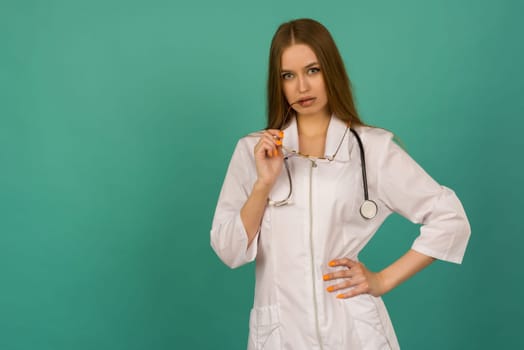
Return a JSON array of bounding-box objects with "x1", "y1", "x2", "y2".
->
[{"x1": 211, "y1": 18, "x2": 470, "y2": 350}]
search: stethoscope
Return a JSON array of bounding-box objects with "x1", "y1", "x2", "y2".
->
[{"x1": 268, "y1": 125, "x2": 378, "y2": 220}]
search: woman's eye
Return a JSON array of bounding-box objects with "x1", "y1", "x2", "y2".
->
[
  {"x1": 308, "y1": 67, "x2": 321, "y2": 74},
  {"x1": 282, "y1": 73, "x2": 294, "y2": 80}
]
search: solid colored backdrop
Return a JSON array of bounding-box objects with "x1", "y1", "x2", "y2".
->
[{"x1": 1, "y1": 0, "x2": 523, "y2": 349}]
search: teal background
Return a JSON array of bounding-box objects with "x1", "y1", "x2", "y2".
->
[{"x1": 1, "y1": 0, "x2": 523, "y2": 349}]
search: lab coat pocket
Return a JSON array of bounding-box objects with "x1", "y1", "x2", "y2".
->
[
  {"x1": 248, "y1": 304, "x2": 281, "y2": 350},
  {"x1": 348, "y1": 295, "x2": 392, "y2": 349}
]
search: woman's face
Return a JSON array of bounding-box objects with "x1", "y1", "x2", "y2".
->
[{"x1": 280, "y1": 44, "x2": 329, "y2": 119}]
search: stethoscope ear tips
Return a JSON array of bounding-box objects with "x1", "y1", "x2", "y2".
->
[{"x1": 360, "y1": 200, "x2": 378, "y2": 219}]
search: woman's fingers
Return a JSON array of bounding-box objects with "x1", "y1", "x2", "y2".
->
[
  {"x1": 255, "y1": 130, "x2": 284, "y2": 158},
  {"x1": 329, "y1": 258, "x2": 357, "y2": 268},
  {"x1": 266, "y1": 129, "x2": 284, "y2": 140},
  {"x1": 323, "y1": 260, "x2": 362, "y2": 281},
  {"x1": 259, "y1": 141, "x2": 279, "y2": 158},
  {"x1": 325, "y1": 278, "x2": 351, "y2": 292},
  {"x1": 261, "y1": 130, "x2": 284, "y2": 144},
  {"x1": 255, "y1": 138, "x2": 277, "y2": 158},
  {"x1": 324, "y1": 258, "x2": 384, "y2": 298},
  {"x1": 253, "y1": 129, "x2": 286, "y2": 187},
  {"x1": 334, "y1": 284, "x2": 369, "y2": 299}
]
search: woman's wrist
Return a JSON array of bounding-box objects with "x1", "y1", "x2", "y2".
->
[
  {"x1": 375, "y1": 270, "x2": 395, "y2": 296},
  {"x1": 377, "y1": 250, "x2": 436, "y2": 296},
  {"x1": 253, "y1": 179, "x2": 273, "y2": 196}
]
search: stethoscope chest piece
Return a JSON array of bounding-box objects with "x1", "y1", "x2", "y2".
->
[{"x1": 360, "y1": 200, "x2": 378, "y2": 219}]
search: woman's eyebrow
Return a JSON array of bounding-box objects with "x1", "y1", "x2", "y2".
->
[
  {"x1": 281, "y1": 62, "x2": 320, "y2": 72},
  {"x1": 305, "y1": 62, "x2": 319, "y2": 68}
]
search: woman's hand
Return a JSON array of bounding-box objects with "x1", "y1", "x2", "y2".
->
[
  {"x1": 253, "y1": 129, "x2": 284, "y2": 188},
  {"x1": 323, "y1": 258, "x2": 386, "y2": 298},
  {"x1": 240, "y1": 129, "x2": 285, "y2": 246}
]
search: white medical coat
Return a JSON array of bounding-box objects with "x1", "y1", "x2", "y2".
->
[{"x1": 211, "y1": 116, "x2": 471, "y2": 350}]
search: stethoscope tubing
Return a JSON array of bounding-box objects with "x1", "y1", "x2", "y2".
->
[
  {"x1": 269, "y1": 127, "x2": 378, "y2": 219},
  {"x1": 349, "y1": 128, "x2": 369, "y2": 201}
]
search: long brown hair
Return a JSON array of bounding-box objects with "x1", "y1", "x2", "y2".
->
[{"x1": 266, "y1": 18, "x2": 364, "y2": 129}]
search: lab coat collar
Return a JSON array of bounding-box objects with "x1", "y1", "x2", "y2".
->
[{"x1": 282, "y1": 115, "x2": 352, "y2": 162}]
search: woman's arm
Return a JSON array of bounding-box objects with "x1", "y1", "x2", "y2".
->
[
  {"x1": 240, "y1": 180, "x2": 272, "y2": 247},
  {"x1": 378, "y1": 249, "x2": 435, "y2": 294},
  {"x1": 324, "y1": 250, "x2": 435, "y2": 298},
  {"x1": 324, "y1": 129, "x2": 470, "y2": 297},
  {"x1": 240, "y1": 129, "x2": 285, "y2": 246},
  {"x1": 210, "y1": 130, "x2": 284, "y2": 268}
]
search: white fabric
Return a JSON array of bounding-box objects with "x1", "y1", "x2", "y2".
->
[{"x1": 210, "y1": 116, "x2": 471, "y2": 350}]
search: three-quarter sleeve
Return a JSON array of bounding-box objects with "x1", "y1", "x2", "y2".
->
[
  {"x1": 210, "y1": 138, "x2": 259, "y2": 268},
  {"x1": 376, "y1": 133, "x2": 471, "y2": 263}
]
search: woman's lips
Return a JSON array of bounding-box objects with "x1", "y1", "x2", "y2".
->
[{"x1": 297, "y1": 97, "x2": 316, "y2": 107}]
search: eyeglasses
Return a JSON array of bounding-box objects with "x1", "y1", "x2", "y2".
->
[
  {"x1": 278, "y1": 102, "x2": 349, "y2": 160},
  {"x1": 265, "y1": 103, "x2": 377, "y2": 219},
  {"x1": 267, "y1": 103, "x2": 350, "y2": 206}
]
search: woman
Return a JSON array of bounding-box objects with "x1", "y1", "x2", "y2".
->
[{"x1": 210, "y1": 18, "x2": 470, "y2": 350}]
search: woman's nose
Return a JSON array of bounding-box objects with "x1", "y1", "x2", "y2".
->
[{"x1": 297, "y1": 75, "x2": 309, "y2": 92}]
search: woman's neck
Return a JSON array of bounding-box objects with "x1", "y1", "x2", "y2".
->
[
  {"x1": 296, "y1": 112, "x2": 331, "y2": 138},
  {"x1": 296, "y1": 112, "x2": 330, "y2": 157}
]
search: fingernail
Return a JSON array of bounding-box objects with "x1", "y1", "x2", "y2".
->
[
  {"x1": 273, "y1": 149, "x2": 278, "y2": 157},
  {"x1": 329, "y1": 261, "x2": 336, "y2": 267},
  {"x1": 323, "y1": 274, "x2": 330, "y2": 281},
  {"x1": 276, "y1": 140, "x2": 282, "y2": 146},
  {"x1": 336, "y1": 294, "x2": 345, "y2": 299},
  {"x1": 279, "y1": 131, "x2": 284, "y2": 138},
  {"x1": 326, "y1": 286, "x2": 334, "y2": 292}
]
